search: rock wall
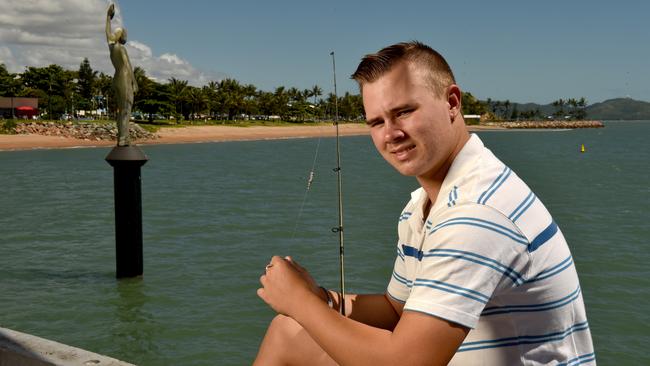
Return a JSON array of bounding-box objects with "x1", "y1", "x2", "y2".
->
[
  {"x1": 482, "y1": 120, "x2": 604, "y2": 129},
  {"x1": 13, "y1": 122, "x2": 158, "y2": 141}
]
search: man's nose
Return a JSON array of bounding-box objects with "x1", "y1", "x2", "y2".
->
[{"x1": 384, "y1": 121, "x2": 405, "y2": 142}]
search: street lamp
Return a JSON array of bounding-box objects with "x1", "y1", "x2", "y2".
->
[
  {"x1": 71, "y1": 78, "x2": 78, "y2": 120},
  {"x1": 10, "y1": 74, "x2": 20, "y2": 120},
  {"x1": 48, "y1": 76, "x2": 53, "y2": 120}
]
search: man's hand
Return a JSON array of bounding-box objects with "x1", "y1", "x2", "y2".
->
[
  {"x1": 257, "y1": 256, "x2": 322, "y2": 316},
  {"x1": 108, "y1": 4, "x2": 115, "y2": 19}
]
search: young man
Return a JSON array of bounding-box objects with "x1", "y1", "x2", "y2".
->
[{"x1": 255, "y1": 41, "x2": 595, "y2": 365}]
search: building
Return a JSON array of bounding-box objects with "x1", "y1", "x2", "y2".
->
[{"x1": 0, "y1": 97, "x2": 39, "y2": 119}]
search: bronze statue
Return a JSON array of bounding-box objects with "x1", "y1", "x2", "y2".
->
[{"x1": 106, "y1": 3, "x2": 138, "y2": 146}]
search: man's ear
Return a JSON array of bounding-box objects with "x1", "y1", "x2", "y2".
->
[{"x1": 447, "y1": 85, "x2": 462, "y2": 121}]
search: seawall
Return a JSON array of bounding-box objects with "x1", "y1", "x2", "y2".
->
[
  {"x1": 481, "y1": 120, "x2": 604, "y2": 129},
  {"x1": 0, "y1": 327, "x2": 134, "y2": 366}
]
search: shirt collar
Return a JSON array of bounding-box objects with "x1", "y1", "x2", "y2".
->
[
  {"x1": 426, "y1": 133, "x2": 484, "y2": 217},
  {"x1": 444, "y1": 133, "x2": 483, "y2": 184}
]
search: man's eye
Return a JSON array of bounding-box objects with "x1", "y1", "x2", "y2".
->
[
  {"x1": 367, "y1": 120, "x2": 384, "y2": 127},
  {"x1": 397, "y1": 109, "x2": 412, "y2": 118}
]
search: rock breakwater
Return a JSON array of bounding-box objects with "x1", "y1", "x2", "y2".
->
[
  {"x1": 13, "y1": 121, "x2": 158, "y2": 141},
  {"x1": 482, "y1": 120, "x2": 604, "y2": 129}
]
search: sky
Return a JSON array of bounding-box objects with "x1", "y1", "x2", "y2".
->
[{"x1": 0, "y1": 0, "x2": 648, "y2": 105}]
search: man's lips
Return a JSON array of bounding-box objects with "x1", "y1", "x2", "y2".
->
[{"x1": 390, "y1": 144, "x2": 415, "y2": 160}]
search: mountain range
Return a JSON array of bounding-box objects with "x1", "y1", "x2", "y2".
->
[{"x1": 510, "y1": 98, "x2": 650, "y2": 120}]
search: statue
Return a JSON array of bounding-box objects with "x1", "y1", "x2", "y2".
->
[{"x1": 106, "y1": 3, "x2": 138, "y2": 146}]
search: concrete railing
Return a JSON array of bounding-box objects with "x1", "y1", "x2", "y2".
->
[{"x1": 0, "y1": 327, "x2": 135, "y2": 366}]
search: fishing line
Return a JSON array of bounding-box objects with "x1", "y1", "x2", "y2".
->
[{"x1": 290, "y1": 136, "x2": 322, "y2": 241}]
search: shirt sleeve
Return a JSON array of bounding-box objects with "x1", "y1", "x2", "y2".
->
[
  {"x1": 403, "y1": 204, "x2": 530, "y2": 329},
  {"x1": 387, "y1": 243, "x2": 409, "y2": 303}
]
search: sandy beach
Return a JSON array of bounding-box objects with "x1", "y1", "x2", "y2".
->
[
  {"x1": 0, "y1": 124, "x2": 365, "y2": 151},
  {"x1": 0, "y1": 123, "x2": 501, "y2": 151}
]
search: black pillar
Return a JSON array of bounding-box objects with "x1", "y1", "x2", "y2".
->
[{"x1": 106, "y1": 145, "x2": 148, "y2": 278}]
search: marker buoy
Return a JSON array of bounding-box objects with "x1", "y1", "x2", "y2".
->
[{"x1": 580, "y1": 144, "x2": 586, "y2": 153}]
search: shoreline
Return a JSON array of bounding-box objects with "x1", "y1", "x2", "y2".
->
[{"x1": 0, "y1": 124, "x2": 503, "y2": 152}]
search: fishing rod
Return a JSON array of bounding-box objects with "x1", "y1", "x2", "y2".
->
[{"x1": 330, "y1": 51, "x2": 346, "y2": 316}]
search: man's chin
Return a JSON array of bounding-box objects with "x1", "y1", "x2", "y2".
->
[{"x1": 393, "y1": 163, "x2": 419, "y2": 177}]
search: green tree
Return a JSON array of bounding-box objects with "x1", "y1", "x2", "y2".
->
[
  {"x1": 242, "y1": 84, "x2": 258, "y2": 118},
  {"x1": 95, "y1": 72, "x2": 113, "y2": 118},
  {"x1": 21, "y1": 64, "x2": 74, "y2": 119},
  {"x1": 0, "y1": 64, "x2": 25, "y2": 118},
  {"x1": 552, "y1": 98, "x2": 566, "y2": 118},
  {"x1": 461, "y1": 92, "x2": 487, "y2": 116},
  {"x1": 133, "y1": 68, "x2": 167, "y2": 121},
  {"x1": 256, "y1": 90, "x2": 274, "y2": 118},
  {"x1": 0, "y1": 64, "x2": 23, "y2": 97},
  {"x1": 215, "y1": 78, "x2": 245, "y2": 120},
  {"x1": 167, "y1": 77, "x2": 188, "y2": 121},
  {"x1": 186, "y1": 86, "x2": 207, "y2": 121},
  {"x1": 76, "y1": 58, "x2": 96, "y2": 111},
  {"x1": 203, "y1": 81, "x2": 219, "y2": 119},
  {"x1": 271, "y1": 86, "x2": 289, "y2": 120},
  {"x1": 510, "y1": 104, "x2": 519, "y2": 120},
  {"x1": 310, "y1": 85, "x2": 322, "y2": 105}
]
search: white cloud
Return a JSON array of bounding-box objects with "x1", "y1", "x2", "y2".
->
[
  {"x1": 0, "y1": 0, "x2": 223, "y2": 86},
  {"x1": 127, "y1": 41, "x2": 152, "y2": 59}
]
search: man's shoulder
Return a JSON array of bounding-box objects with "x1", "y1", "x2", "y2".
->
[{"x1": 443, "y1": 140, "x2": 556, "y2": 245}]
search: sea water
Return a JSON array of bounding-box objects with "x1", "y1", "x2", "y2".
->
[{"x1": 1, "y1": 121, "x2": 648, "y2": 365}]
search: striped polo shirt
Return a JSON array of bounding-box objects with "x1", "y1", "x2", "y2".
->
[{"x1": 387, "y1": 134, "x2": 595, "y2": 365}]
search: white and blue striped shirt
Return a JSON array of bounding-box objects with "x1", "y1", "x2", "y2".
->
[{"x1": 387, "y1": 134, "x2": 595, "y2": 365}]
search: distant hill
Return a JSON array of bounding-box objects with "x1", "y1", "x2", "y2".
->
[
  {"x1": 504, "y1": 98, "x2": 650, "y2": 120},
  {"x1": 585, "y1": 98, "x2": 650, "y2": 120}
]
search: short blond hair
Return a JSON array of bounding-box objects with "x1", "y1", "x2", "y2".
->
[{"x1": 351, "y1": 41, "x2": 456, "y2": 97}]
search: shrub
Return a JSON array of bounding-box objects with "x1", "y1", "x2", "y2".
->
[{"x1": 0, "y1": 119, "x2": 17, "y2": 134}]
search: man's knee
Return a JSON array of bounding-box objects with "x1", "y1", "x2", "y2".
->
[
  {"x1": 268, "y1": 314, "x2": 305, "y2": 343},
  {"x1": 255, "y1": 315, "x2": 305, "y2": 365},
  {"x1": 263, "y1": 315, "x2": 334, "y2": 365}
]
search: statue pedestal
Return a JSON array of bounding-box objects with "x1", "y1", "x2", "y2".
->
[{"x1": 106, "y1": 145, "x2": 148, "y2": 278}]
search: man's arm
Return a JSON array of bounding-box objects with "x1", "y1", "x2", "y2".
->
[
  {"x1": 300, "y1": 297, "x2": 467, "y2": 365},
  {"x1": 280, "y1": 256, "x2": 401, "y2": 330},
  {"x1": 318, "y1": 292, "x2": 401, "y2": 331},
  {"x1": 259, "y1": 256, "x2": 468, "y2": 365}
]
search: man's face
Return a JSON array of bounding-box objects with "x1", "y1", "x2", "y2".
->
[{"x1": 362, "y1": 61, "x2": 457, "y2": 183}]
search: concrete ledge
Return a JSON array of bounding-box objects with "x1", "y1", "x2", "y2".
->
[{"x1": 0, "y1": 327, "x2": 135, "y2": 366}]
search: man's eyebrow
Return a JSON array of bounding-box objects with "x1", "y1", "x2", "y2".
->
[
  {"x1": 365, "y1": 103, "x2": 417, "y2": 125},
  {"x1": 390, "y1": 103, "x2": 416, "y2": 113},
  {"x1": 366, "y1": 116, "x2": 382, "y2": 125}
]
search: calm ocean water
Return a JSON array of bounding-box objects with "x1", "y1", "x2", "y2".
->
[{"x1": 1, "y1": 121, "x2": 648, "y2": 365}]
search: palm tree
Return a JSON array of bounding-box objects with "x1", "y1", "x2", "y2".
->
[
  {"x1": 310, "y1": 85, "x2": 322, "y2": 105},
  {"x1": 203, "y1": 81, "x2": 219, "y2": 119},
  {"x1": 133, "y1": 67, "x2": 153, "y2": 115},
  {"x1": 272, "y1": 87, "x2": 289, "y2": 120},
  {"x1": 216, "y1": 78, "x2": 244, "y2": 120},
  {"x1": 552, "y1": 98, "x2": 566, "y2": 118},
  {"x1": 186, "y1": 86, "x2": 207, "y2": 121},
  {"x1": 167, "y1": 77, "x2": 188, "y2": 122}
]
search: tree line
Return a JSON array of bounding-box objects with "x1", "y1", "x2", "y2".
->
[
  {"x1": 0, "y1": 59, "x2": 364, "y2": 122},
  {"x1": 1, "y1": 58, "x2": 587, "y2": 122},
  {"x1": 483, "y1": 98, "x2": 588, "y2": 121}
]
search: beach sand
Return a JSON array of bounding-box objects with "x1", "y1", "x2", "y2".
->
[{"x1": 0, "y1": 123, "x2": 498, "y2": 151}]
